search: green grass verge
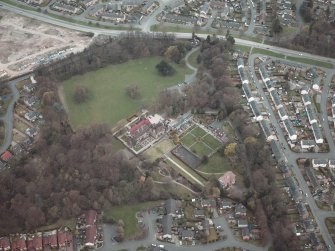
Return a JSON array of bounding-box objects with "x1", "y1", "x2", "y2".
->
[
  {"x1": 190, "y1": 126, "x2": 207, "y2": 137},
  {"x1": 251, "y1": 48, "x2": 285, "y2": 58},
  {"x1": 104, "y1": 201, "x2": 161, "y2": 237},
  {"x1": 181, "y1": 133, "x2": 196, "y2": 148},
  {"x1": 190, "y1": 142, "x2": 212, "y2": 157},
  {"x1": 234, "y1": 44, "x2": 252, "y2": 53},
  {"x1": 286, "y1": 56, "x2": 333, "y2": 69},
  {"x1": 198, "y1": 153, "x2": 231, "y2": 173},
  {"x1": 235, "y1": 34, "x2": 263, "y2": 43},
  {"x1": 151, "y1": 24, "x2": 224, "y2": 35},
  {"x1": 62, "y1": 56, "x2": 192, "y2": 129}
]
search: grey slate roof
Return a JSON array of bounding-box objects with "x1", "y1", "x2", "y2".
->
[
  {"x1": 249, "y1": 100, "x2": 261, "y2": 117},
  {"x1": 283, "y1": 119, "x2": 297, "y2": 138},
  {"x1": 311, "y1": 123, "x2": 322, "y2": 141},
  {"x1": 286, "y1": 176, "x2": 301, "y2": 201},
  {"x1": 270, "y1": 140, "x2": 282, "y2": 161},
  {"x1": 260, "y1": 119, "x2": 273, "y2": 138}
]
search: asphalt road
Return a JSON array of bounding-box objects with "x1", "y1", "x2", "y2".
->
[
  {"x1": 1, "y1": 2, "x2": 335, "y2": 67},
  {"x1": 248, "y1": 54, "x2": 335, "y2": 250}
]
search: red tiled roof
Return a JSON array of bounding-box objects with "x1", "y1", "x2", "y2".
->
[
  {"x1": 11, "y1": 237, "x2": 27, "y2": 251},
  {"x1": 27, "y1": 235, "x2": 42, "y2": 251},
  {"x1": 130, "y1": 119, "x2": 150, "y2": 134},
  {"x1": 0, "y1": 237, "x2": 10, "y2": 250},
  {"x1": 1, "y1": 151, "x2": 12, "y2": 162},
  {"x1": 85, "y1": 225, "x2": 97, "y2": 246},
  {"x1": 85, "y1": 210, "x2": 97, "y2": 226},
  {"x1": 42, "y1": 232, "x2": 57, "y2": 248},
  {"x1": 57, "y1": 231, "x2": 73, "y2": 247}
]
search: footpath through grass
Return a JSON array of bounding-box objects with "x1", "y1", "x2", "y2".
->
[
  {"x1": 104, "y1": 201, "x2": 161, "y2": 237},
  {"x1": 62, "y1": 57, "x2": 192, "y2": 129}
]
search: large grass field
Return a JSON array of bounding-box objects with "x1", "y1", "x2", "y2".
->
[
  {"x1": 103, "y1": 201, "x2": 161, "y2": 237},
  {"x1": 62, "y1": 57, "x2": 192, "y2": 129},
  {"x1": 198, "y1": 153, "x2": 231, "y2": 173}
]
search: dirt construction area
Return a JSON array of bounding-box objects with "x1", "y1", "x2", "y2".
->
[{"x1": 0, "y1": 10, "x2": 92, "y2": 78}]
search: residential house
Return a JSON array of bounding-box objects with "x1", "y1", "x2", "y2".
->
[
  {"x1": 57, "y1": 229, "x2": 73, "y2": 250},
  {"x1": 161, "y1": 215, "x2": 172, "y2": 241},
  {"x1": 141, "y1": 0, "x2": 158, "y2": 15},
  {"x1": 329, "y1": 160, "x2": 335, "y2": 169},
  {"x1": 11, "y1": 235, "x2": 27, "y2": 251},
  {"x1": 303, "y1": 219, "x2": 315, "y2": 233},
  {"x1": 0, "y1": 237, "x2": 10, "y2": 251},
  {"x1": 201, "y1": 199, "x2": 216, "y2": 210},
  {"x1": 269, "y1": 89, "x2": 282, "y2": 109},
  {"x1": 242, "y1": 227, "x2": 250, "y2": 241},
  {"x1": 218, "y1": 171, "x2": 236, "y2": 188},
  {"x1": 42, "y1": 231, "x2": 57, "y2": 249},
  {"x1": 271, "y1": 140, "x2": 283, "y2": 161},
  {"x1": 309, "y1": 233, "x2": 323, "y2": 250},
  {"x1": 23, "y1": 96, "x2": 39, "y2": 108},
  {"x1": 237, "y1": 219, "x2": 248, "y2": 228},
  {"x1": 297, "y1": 202, "x2": 309, "y2": 219},
  {"x1": 194, "y1": 209, "x2": 205, "y2": 219},
  {"x1": 51, "y1": 2, "x2": 82, "y2": 14},
  {"x1": 312, "y1": 159, "x2": 328, "y2": 168},
  {"x1": 85, "y1": 210, "x2": 97, "y2": 227},
  {"x1": 1, "y1": 151, "x2": 13, "y2": 162},
  {"x1": 81, "y1": 0, "x2": 98, "y2": 8},
  {"x1": 311, "y1": 123, "x2": 324, "y2": 144},
  {"x1": 122, "y1": 0, "x2": 144, "y2": 12},
  {"x1": 164, "y1": 198, "x2": 177, "y2": 217},
  {"x1": 259, "y1": 119, "x2": 276, "y2": 141},
  {"x1": 227, "y1": 213, "x2": 236, "y2": 225},
  {"x1": 24, "y1": 83, "x2": 37, "y2": 93},
  {"x1": 278, "y1": 106, "x2": 288, "y2": 121},
  {"x1": 84, "y1": 225, "x2": 97, "y2": 247},
  {"x1": 218, "y1": 199, "x2": 233, "y2": 210},
  {"x1": 301, "y1": 140, "x2": 316, "y2": 149},
  {"x1": 283, "y1": 118, "x2": 297, "y2": 141},
  {"x1": 235, "y1": 204, "x2": 246, "y2": 217},
  {"x1": 180, "y1": 230, "x2": 194, "y2": 241},
  {"x1": 26, "y1": 233, "x2": 42, "y2": 251},
  {"x1": 286, "y1": 176, "x2": 302, "y2": 201},
  {"x1": 306, "y1": 166, "x2": 319, "y2": 189},
  {"x1": 249, "y1": 100, "x2": 263, "y2": 121},
  {"x1": 24, "y1": 111, "x2": 42, "y2": 122},
  {"x1": 199, "y1": 2, "x2": 211, "y2": 19},
  {"x1": 100, "y1": 13, "x2": 126, "y2": 23},
  {"x1": 30, "y1": 75, "x2": 37, "y2": 84},
  {"x1": 26, "y1": 128, "x2": 38, "y2": 138}
]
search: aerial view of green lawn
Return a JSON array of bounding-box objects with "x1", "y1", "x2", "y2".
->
[
  {"x1": 104, "y1": 201, "x2": 161, "y2": 237},
  {"x1": 61, "y1": 57, "x2": 192, "y2": 129}
]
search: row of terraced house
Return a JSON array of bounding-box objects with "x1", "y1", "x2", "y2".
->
[{"x1": 0, "y1": 229, "x2": 73, "y2": 251}]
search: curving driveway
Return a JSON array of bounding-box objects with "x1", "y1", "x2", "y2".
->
[{"x1": 0, "y1": 74, "x2": 30, "y2": 154}]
